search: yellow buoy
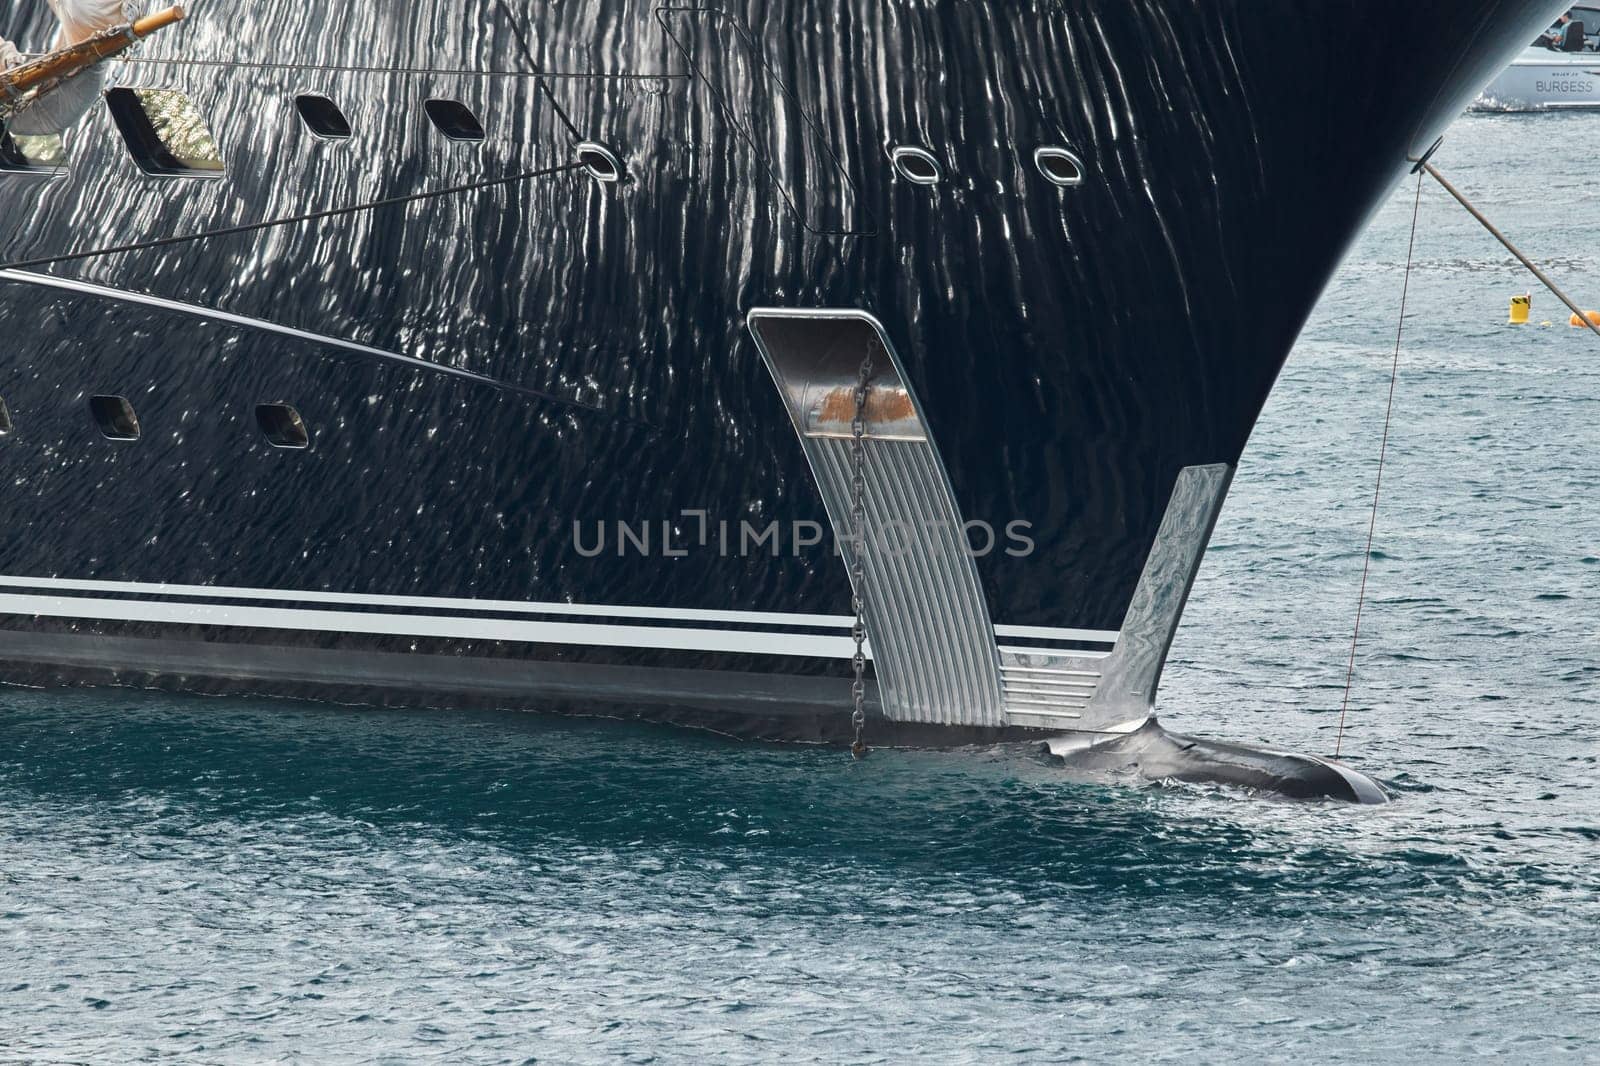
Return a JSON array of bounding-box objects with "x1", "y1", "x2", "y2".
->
[
  {"x1": 1569, "y1": 310, "x2": 1600, "y2": 328},
  {"x1": 1509, "y1": 294, "x2": 1531, "y2": 324}
]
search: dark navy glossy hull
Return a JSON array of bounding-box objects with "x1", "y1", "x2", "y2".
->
[{"x1": 0, "y1": 0, "x2": 1563, "y2": 752}]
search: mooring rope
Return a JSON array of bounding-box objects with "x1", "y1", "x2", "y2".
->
[
  {"x1": 1422, "y1": 161, "x2": 1600, "y2": 342},
  {"x1": 1336, "y1": 157, "x2": 1600, "y2": 757},
  {"x1": 1335, "y1": 170, "x2": 1423, "y2": 759}
]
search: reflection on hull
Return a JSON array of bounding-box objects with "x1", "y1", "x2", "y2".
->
[{"x1": 0, "y1": 0, "x2": 1564, "y2": 800}]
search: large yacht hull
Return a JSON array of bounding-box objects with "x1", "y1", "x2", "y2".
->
[{"x1": 0, "y1": 1, "x2": 1565, "y2": 782}]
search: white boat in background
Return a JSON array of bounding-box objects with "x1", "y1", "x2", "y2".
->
[{"x1": 1474, "y1": 6, "x2": 1600, "y2": 110}]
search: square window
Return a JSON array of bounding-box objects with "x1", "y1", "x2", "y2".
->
[
  {"x1": 0, "y1": 131, "x2": 66, "y2": 173},
  {"x1": 295, "y1": 94, "x2": 352, "y2": 140},
  {"x1": 255, "y1": 403, "x2": 309, "y2": 449},
  {"x1": 89, "y1": 394, "x2": 141, "y2": 441},
  {"x1": 104, "y1": 87, "x2": 224, "y2": 176},
  {"x1": 424, "y1": 99, "x2": 485, "y2": 142}
]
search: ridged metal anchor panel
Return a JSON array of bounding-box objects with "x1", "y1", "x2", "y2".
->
[{"x1": 747, "y1": 308, "x2": 1006, "y2": 728}]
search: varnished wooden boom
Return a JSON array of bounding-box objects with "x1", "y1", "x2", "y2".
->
[{"x1": 1, "y1": 5, "x2": 184, "y2": 100}]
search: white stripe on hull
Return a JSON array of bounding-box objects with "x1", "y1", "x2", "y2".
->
[
  {"x1": 0, "y1": 591, "x2": 869, "y2": 659},
  {"x1": 0, "y1": 574, "x2": 852, "y2": 628},
  {"x1": 0, "y1": 575, "x2": 1122, "y2": 651}
]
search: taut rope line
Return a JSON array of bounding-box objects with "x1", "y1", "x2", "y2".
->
[
  {"x1": 0, "y1": 162, "x2": 585, "y2": 273},
  {"x1": 1336, "y1": 170, "x2": 1423, "y2": 759},
  {"x1": 1338, "y1": 155, "x2": 1600, "y2": 756}
]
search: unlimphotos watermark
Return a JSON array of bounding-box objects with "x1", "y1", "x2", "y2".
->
[{"x1": 572, "y1": 510, "x2": 1035, "y2": 559}]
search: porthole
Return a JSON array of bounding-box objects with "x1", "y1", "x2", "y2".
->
[
  {"x1": 255, "y1": 403, "x2": 309, "y2": 449},
  {"x1": 424, "y1": 99, "x2": 485, "y2": 142},
  {"x1": 295, "y1": 94, "x2": 352, "y2": 140},
  {"x1": 576, "y1": 141, "x2": 623, "y2": 183},
  {"x1": 890, "y1": 145, "x2": 942, "y2": 186},
  {"x1": 104, "y1": 87, "x2": 224, "y2": 177},
  {"x1": 89, "y1": 395, "x2": 140, "y2": 441},
  {"x1": 0, "y1": 395, "x2": 11, "y2": 435},
  {"x1": 1034, "y1": 146, "x2": 1085, "y2": 188}
]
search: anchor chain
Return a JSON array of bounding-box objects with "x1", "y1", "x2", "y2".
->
[{"x1": 848, "y1": 343, "x2": 874, "y2": 759}]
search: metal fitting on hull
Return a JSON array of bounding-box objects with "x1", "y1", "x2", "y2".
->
[{"x1": 1047, "y1": 719, "x2": 1390, "y2": 804}]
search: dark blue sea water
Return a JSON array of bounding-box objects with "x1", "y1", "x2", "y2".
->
[{"x1": 3, "y1": 115, "x2": 1600, "y2": 1062}]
